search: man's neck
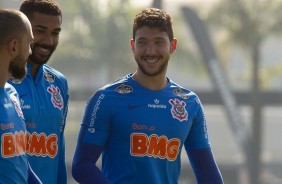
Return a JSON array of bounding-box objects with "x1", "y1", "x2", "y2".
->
[
  {"x1": 0, "y1": 66, "x2": 9, "y2": 88},
  {"x1": 29, "y1": 63, "x2": 41, "y2": 79},
  {"x1": 132, "y1": 72, "x2": 168, "y2": 90}
]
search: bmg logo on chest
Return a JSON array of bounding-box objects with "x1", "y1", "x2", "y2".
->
[{"x1": 130, "y1": 133, "x2": 181, "y2": 161}]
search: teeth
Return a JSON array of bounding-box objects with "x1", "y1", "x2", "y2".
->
[
  {"x1": 40, "y1": 48, "x2": 49, "y2": 52},
  {"x1": 38, "y1": 47, "x2": 50, "y2": 54},
  {"x1": 146, "y1": 58, "x2": 158, "y2": 63}
]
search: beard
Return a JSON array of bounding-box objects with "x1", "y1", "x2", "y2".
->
[
  {"x1": 137, "y1": 62, "x2": 167, "y2": 76},
  {"x1": 135, "y1": 56, "x2": 169, "y2": 77},
  {"x1": 9, "y1": 54, "x2": 27, "y2": 80},
  {"x1": 29, "y1": 43, "x2": 55, "y2": 65}
]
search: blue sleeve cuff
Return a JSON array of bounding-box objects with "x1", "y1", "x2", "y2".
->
[{"x1": 187, "y1": 148, "x2": 224, "y2": 184}]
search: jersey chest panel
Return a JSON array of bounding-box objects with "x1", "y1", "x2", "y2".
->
[
  {"x1": 105, "y1": 88, "x2": 198, "y2": 156},
  {"x1": 12, "y1": 76, "x2": 64, "y2": 133},
  {"x1": 0, "y1": 88, "x2": 28, "y2": 184}
]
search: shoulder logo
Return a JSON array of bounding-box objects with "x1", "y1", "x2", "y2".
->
[
  {"x1": 10, "y1": 77, "x2": 22, "y2": 84},
  {"x1": 169, "y1": 98, "x2": 188, "y2": 122},
  {"x1": 47, "y1": 85, "x2": 63, "y2": 110},
  {"x1": 115, "y1": 84, "x2": 133, "y2": 94},
  {"x1": 174, "y1": 88, "x2": 189, "y2": 100},
  {"x1": 44, "y1": 72, "x2": 55, "y2": 83}
]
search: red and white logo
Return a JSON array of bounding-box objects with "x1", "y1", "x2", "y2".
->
[
  {"x1": 47, "y1": 85, "x2": 63, "y2": 110},
  {"x1": 169, "y1": 98, "x2": 188, "y2": 122},
  {"x1": 10, "y1": 94, "x2": 24, "y2": 119}
]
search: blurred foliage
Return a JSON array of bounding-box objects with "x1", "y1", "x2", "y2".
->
[
  {"x1": 49, "y1": 0, "x2": 205, "y2": 91},
  {"x1": 203, "y1": 1, "x2": 282, "y2": 183},
  {"x1": 3, "y1": 0, "x2": 281, "y2": 91},
  {"x1": 53, "y1": 0, "x2": 135, "y2": 81},
  {"x1": 200, "y1": 0, "x2": 282, "y2": 90},
  {"x1": 206, "y1": 0, "x2": 282, "y2": 49}
]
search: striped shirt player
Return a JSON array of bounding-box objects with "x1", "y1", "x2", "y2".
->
[{"x1": 8, "y1": 63, "x2": 69, "y2": 184}]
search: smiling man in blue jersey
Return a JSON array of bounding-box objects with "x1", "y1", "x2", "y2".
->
[
  {"x1": 8, "y1": 1, "x2": 69, "y2": 184},
  {"x1": 72, "y1": 8, "x2": 223, "y2": 184},
  {"x1": 0, "y1": 9, "x2": 42, "y2": 183}
]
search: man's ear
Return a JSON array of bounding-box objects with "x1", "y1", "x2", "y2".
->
[
  {"x1": 170, "y1": 38, "x2": 177, "y2": 54},
  {"x1": 7, "y1": 39, "x2": 19, "y2": 57},
  {"x1": 130, "y1": 39, "x2": 135, "y2": 52}
]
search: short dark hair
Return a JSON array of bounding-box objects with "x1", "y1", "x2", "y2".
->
[
  {"x1": 20, "y1": 0, "x2": 62, "y2": 19},
  {"x1": 0, "y1": 9, "x2": 27, "y2": 46},
  {"x1": 132, "y1": 8, "x2": 174, "y2": 42}
]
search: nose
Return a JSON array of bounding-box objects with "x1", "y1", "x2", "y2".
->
[
  {"x1": 145, "y1": 44, "x2": 157, "y2": 55},
  {"x1": 42, "y1": 33, "x2": 54, "y2": 46}
]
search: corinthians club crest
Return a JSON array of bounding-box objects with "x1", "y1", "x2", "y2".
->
[
  {"x1": 47, "y1": 85, "x2": 63, "y2": 110},
  {"x1": 169, "y1": 98, "x2": 188, "y2": 122}
]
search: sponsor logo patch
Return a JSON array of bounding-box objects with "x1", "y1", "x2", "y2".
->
[
  {"x1": 130, "y1": 133, "x2": 181, "y2": 161},
  {"x1": 26, "y1": 132, "x2": 58, "y2": 158},
  {"x1": 148, "y1": 99, "x2": 166, "y2": 109},
  {"x1": 115, "y1": 84, "x2": 133, "y2": 94},
  {"x1": 174, "y1": 88, "x2": 189, "y2": 99},
  {"x1": 88, "y1": 93, "x2": 105, "y2": 133},
  {"x1": 1, "y1": 123, "x2": 14, "y2": 131},
  {"x1": 2, "y1": 131, "x2": 26, "y2": 158},
  {"x1": 9, "y1": 77, "x2": 22, "y2": 84},
  {"x1": 1, "y1": 131, "x2": 59, "y2": 158},
  {"x1": 20, "y1": 99, "x2": 31, "y2": 110},
  {"x1": 43, "y1": 72, "x2": 55, "y2": 83}
]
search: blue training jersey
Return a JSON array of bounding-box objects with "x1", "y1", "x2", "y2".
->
[
  {"x1": 0, "y1": 83, "x2": 28, "y2": 184},
  {"x1": 79, "y1": 74, "x2": 210, "y2": 184},
  {"x1": 8, "y1": 64, "x2": 69, "y2": 184}
]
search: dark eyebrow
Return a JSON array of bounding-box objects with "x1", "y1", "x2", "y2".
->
[
  {"x1": 53, "y1": 28, "x2": 61, "y2": 32},
  {"x1": 155, "y1": 37, "x2": 166, "y2": 41},
  {"x1": 136, "y1": 37, "x2": 145, "y2": 41},
  {"x1": 34, "y1": 25, "x2": 61, "y2": 32}
]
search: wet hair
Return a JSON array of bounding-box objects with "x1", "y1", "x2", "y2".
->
[
  {"x1": 20, "y1": 0, "x2": 62, "y2": 19},
  {"x1": 0, "y1": 9, "x2": 27, "y2": 47},
  {"x1": 132, "y1": 8, "x2": 174, "y2": 42}
]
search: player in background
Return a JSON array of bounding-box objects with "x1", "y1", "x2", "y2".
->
[
  {"x1": 72, "y1": 8, "x2": 223, "y2": 184},
  {"x1": 8, "y1": 1, "x2": 69, "y2": 184},
  {"x1": 0, "y1": 9, "x2": 42, "y2": 184}
]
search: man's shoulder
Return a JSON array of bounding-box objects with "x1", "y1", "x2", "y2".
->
[
  {"x1": 43, "y1": 64, "x2": 67, "y2": 80},
  {"x1": 4, "y1": 83, "x2": 17, "y2": 95},
  {"x1": 88, "y1": 75, "x2": 133, "y2": 100},
  {"x1": 100, "y1": 75, "x2": 133, "y2": 93},
  {"x1": 42, "y1": 65, "x2": 68, "y2": 89},
  {"x1": 169, "y1": 80, "x2": 199, "y2": 100}
]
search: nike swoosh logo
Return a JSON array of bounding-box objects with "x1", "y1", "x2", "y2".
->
[{"x1": 128, "y1": 105, "x2": 143, "y2": 110}]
